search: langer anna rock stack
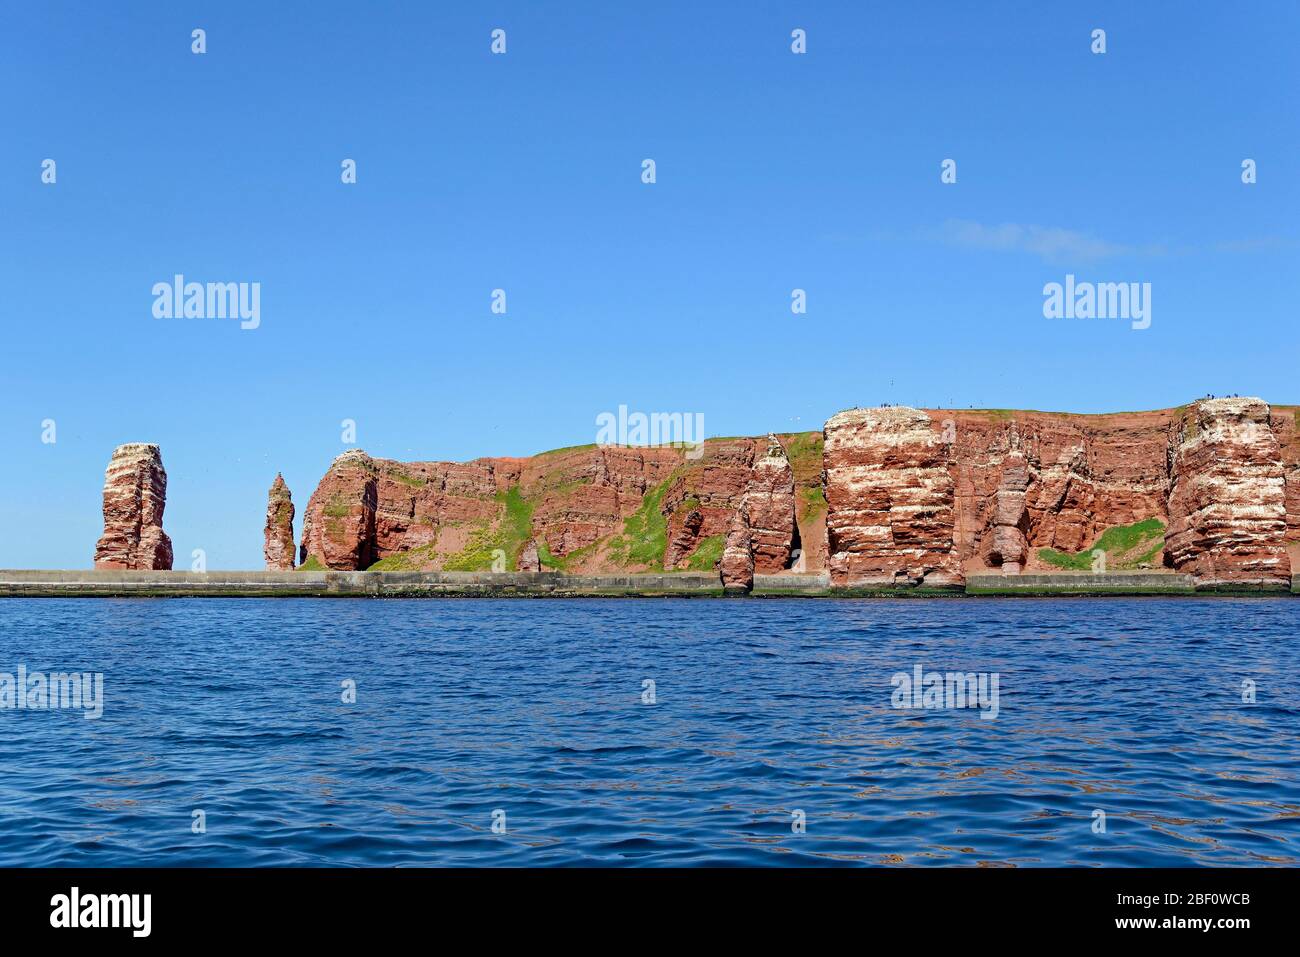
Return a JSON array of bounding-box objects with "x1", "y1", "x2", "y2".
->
[{"x1": 93, "y1": 443, "x2": 173, "y2": 570}]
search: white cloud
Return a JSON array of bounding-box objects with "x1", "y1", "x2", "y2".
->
[{"x1": 935, "y1": 219, "x2": 1161, "y2": 263}]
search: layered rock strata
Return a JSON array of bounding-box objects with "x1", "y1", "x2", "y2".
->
[
  {"x1": 295, "y1": 397, "x2": 1297, "y2": 589},
  {"x1": 824, "y1": 398, "x2": 1293, "y2": 588},
  {"x1": 717, "y1": 435, "x2": 798, "y2": 590},
  {"x1": 264, "y1": 473, "x2": 295, "y2": 570},
  {"x1": 1165, "y1": 398, "x2": 1290, "y2": 585},
  {"x1": 822, "y1": 407, "x2": 959, "y2": 586},
  {"x1": 93, "y1": 443, "x2": 173, "y2": 570},
  {"x1": 719, "y1": 507, "x2": 754, "y2": 593},
  {"x1": 301, "y1": 436, "x2": 818, "y2": 577}
]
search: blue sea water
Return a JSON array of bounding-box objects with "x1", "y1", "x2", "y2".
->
[{"x1": 0, "y1": 597, "x2": 1296, "y2": 867}]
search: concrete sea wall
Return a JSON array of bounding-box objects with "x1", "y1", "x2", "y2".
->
[{"x1": 0, "y1": 570, "x2": 1295, "y2": 597}]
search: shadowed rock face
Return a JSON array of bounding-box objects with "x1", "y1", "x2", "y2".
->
[
  {"x1": 299, "y1": 450, "x2": 379, "y2": 570},
  {"x1": 93, "y1": 444, "x2": 173, "y2": 570},
  {"x1": 264, "y1": 474, "x2": 295, "y2": 571}
]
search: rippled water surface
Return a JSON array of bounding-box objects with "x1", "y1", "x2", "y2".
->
[{"x1": 1, "y1": 598, "x2": 1297, "y2": 866}]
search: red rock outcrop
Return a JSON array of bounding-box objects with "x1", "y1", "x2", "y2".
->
[
  {"x1": 93, "y1": 443, "x2": 173, "y2": 570},
  {"x1": 660, "y1": 439, "x2": 762, "y2": 569},
  {"x1": 824, "y1": 398, "x2": 1294, "y2": 588},
  {"x1": 720, "y1": 507, "x2": 754, "y2": 592},
  {"x1": 518, "y1": 539, "x2": 541, "y2": 572},
  {"x1": 745, "y1": 436, "x2": 798, "y2": 572},
  {"x1": 1165, "y1": 398, "x2": 1290, "y2": 585},
  {"x1": 295, "y1": 397, "x2": 1298, "y2": 588},
  {"x1": 299, "y1": 436, "x2": 811, "y2": 576},
  {"x1": 713, "y1": 435, "x2": 797, "y2": 588},
  {"x1": 1271, "y1": 405, "x2": 1300, "y2": 555},
  {"x1": 264, "y1": 473, "x2": 295, "y2": 570},
  {"x1": 988, "y1": 452, "x2": 1029, "y2": 573},
  {"x1": 823, "y1": 407, "x2": 960, "y2": 587},
  {"x1": 299, "y1": 450, "x2": 378, "y2": 569}
]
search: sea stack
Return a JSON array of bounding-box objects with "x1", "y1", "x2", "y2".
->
[
  {"x1": 719, "y1": 506, "x2": 755, "y2": 594},
  {"x1": 264, "y1": 473, "x2": 296, "y2": 570},
  {"x1": 745, "y1": 435, "x2": 798, "y2": 573},
  {"x1": 518, "y1": 539, "x2": 541, "y2": 572},
  {"x1": 93, "y1": 443, "x2": 173, "y2": 570}
]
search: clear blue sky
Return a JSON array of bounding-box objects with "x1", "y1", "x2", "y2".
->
[{"x1": 2, "y1": 1, "x2": 1296, "y2": 569}]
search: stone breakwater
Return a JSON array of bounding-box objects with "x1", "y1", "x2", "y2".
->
[
  {"x1": 4, "y1": 569, "x2": 1297, "y2": 598},
  {"x1": 291, "y1": 397, "x2": 1298, "y2": 591}
]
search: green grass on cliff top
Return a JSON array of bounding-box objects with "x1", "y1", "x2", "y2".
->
[{"x1": 1037, "y1": 519, "x2": 1165, "y2": 571}]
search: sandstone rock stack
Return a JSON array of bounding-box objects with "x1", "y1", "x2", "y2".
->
[
  {"x1": 720, "y1": 507, "x2": 754, "y2": 593},
  {"x1": 1166, "y1": 398, "x2": 1290, "y2": 585},
  {"x1": 715, "y1": 436, "x2": 796, "y2": 591},
  {"x1": 93, "y1": 443, "x2": 173, "y2": 570},
  {"x1": 264, "y1": 474, "x2": 295, "y2": 570},
  {"x1": 745, "y1": 436, "x2": 798, "y2": 573},
  {"x1": 989, "y1": 451, "x2": 1029, "y2": 574},
  {"x1": 518, "y1": 539, "x2": 541, "y2": 572}
]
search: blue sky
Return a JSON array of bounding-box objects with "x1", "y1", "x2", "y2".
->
[{"x1": 2, "y1": 1, "x2": 1296, "y2": 569}]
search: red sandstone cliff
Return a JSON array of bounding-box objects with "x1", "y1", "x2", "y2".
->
[
  {"x1": 823, "y1": 407, "x2": 960, "y2": 586},
  {"x1": 93, "y1": 443, "x2": 173, "y2": 570},
  {"x1": 264, "y1": 473, "x2": 295, "y2": 571},
  {"x1": 299, "y1": 435, "x2": 817, "y2": 578},
  {"x1": 295, "y1": 397, "x2": 1298, "y2": 589},
  {"x1": 823, "y1": 397, "x2": 1293, "y2": 588},
  {"x1": 1166, "y1": 399, "x2": 1290, "y2": 585}
]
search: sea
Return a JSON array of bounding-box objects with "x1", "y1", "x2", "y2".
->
[{"x1": 0, "y1": 597, "x2": 1296, "y2": 866}]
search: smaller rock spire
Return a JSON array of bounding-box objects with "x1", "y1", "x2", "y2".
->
[{"x1": 264, "y1": 473, "x2": 295, "y2": 570}]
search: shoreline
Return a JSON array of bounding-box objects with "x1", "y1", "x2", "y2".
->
[{"x1": 0, "y1": 569, "x2": 1296, "y2": 598}]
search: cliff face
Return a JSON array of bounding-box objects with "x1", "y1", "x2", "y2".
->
[
  {"x1": 823, "y1": 397, "x2": 1294, "y2": 588},
  {"x1": 298, "y1": 449, "x2": 380, "y2": 569},
  {"x1": 296, "y1": 397, "x2": 1298, "y2": 588},
  {"x1": 93, "y1": 443, "x2": 173, "y2": 570},
  {"x1": 1166, "y1": 399, "x2": 1290, "y2": 584},
  {"x1": 264, "y1": 473, "x2": 295, "y2": 571},
  {"x1": 299, "y1": 434, "x2": 819, "y2": 578},
  {"x1": 823, "y1": 407, "x2": 960, "y2": 586}
]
